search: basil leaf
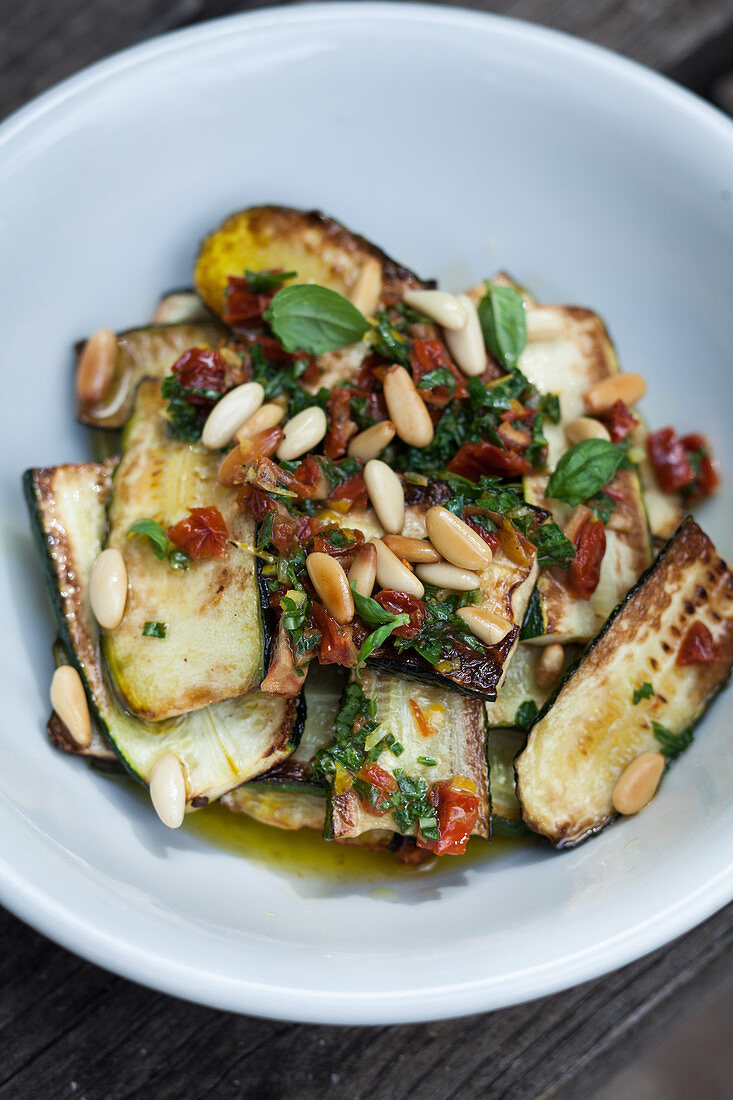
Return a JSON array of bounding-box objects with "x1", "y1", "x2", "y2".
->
[
  {"x1": 478, "y1": 284, "x2": 527, "y2": 370},
  {"x1": 417, "y1": 368, "x2": 456, "y2": 394},
  {"x1": 267, "y1": 285, "x2": 370, "y2": 355},
  {"x1": 520, "y1": 586, "x2": 544, "y2": 640},
  {"x1": 546, "y1": 439, "x2": 626, "y2": 507},
  {"x1": 356, "y1": 616, "x2": 410, "y2": 672},
  {"x1": 245, "y1": 269, "x2": 296, "y2": 293},
  {"x1": 652, "y1": 721, "x2": 693, "y2": 759},
  {"x1": 530, "y1": 522, "x2": 576, "y2": 568},
  {"x1": 127, "y1": 518, "x2": 168, "y2": 560},
  {"x1": 351, "y1": 586, "x2": 404, "y2": 627},
  {"x1": 142, "y1": 620, "x2": 166, "y2": 638},
  {"x1": 168, "y1": 548, "x2": 191, "y2": 571}
]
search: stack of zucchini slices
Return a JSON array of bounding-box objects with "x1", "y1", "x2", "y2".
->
[{"x1": 26, "y1": 205, "x2": 733, "y2": 859}]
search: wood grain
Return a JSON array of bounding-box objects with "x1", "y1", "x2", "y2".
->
[{"x1": 2, "y1": 2, "x2": 733, "y2": 1097}]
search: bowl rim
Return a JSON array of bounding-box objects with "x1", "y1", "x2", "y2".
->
[{"x1": 1, "y1": 2, "x2": 732, "y2": 1024}]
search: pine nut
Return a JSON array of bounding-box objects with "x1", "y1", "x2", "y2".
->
[
  {"x1": 76, "y1": 328, "x2": 117, "y2": 403},
  {"x1": 402, "y1": 289, "x2": 467, "y2": 330},
  {"x1": 455, "y1": 606, "x2": 512, "y2": 647},
  {"x1": 217, "y1": 442, "x2": 246, "y2": 486},
  {"x1": 149, "y1": 753, "x2": 187, "y2": 829},
  {"x1": 90, "y1": 548, "x2": 128, "y2": 630},
  {"x1": 234, "y1": 402, "x2": 285, "y2": 443},
  {"x1": 306, "y1": 552, "x2": 354, "y2": 624},
  {"x1": 526, "y1": 309, "x2": 566, "y2": 343},
  {"x1": 371, "y1": 538, "x2": 424, "y2": 598},
  {"x1": 201, "y1": 382, "x2": 265, "y2": 449},
  {"x1": 565, "y1": 416, "x2": 611, "y2": 445},
  {"x1": 347, "y1": 420, "x2": 396, "y2": 461},
  {"x1": 348, "y1": 543, "x2": 377, "y2": 598},
  {"x1": 383, "y1": 366, "x2": 434, "y2": 448},
  {"x1": 612, "y1": 752, "x2": 665, "y2": 816},
  {"x1": 535, "y1": 643, "x2": 564, "y2": 690},
  {"x1": 382, "y1": 535, "x2": 440, "y2": 563},
  {"x1": 350, "y1": 257, "x2": 383, "y2": 317},
  {"x1": 50, "y1": 666, "x2": 92, "y2": 748},
  {"x1": 444, "y1": 295, "x2": 487, "y2": 377},
  {"x1": 276, "y1": 406, "x2": 328, "y2": 461},
  {"x1": 416, "y1": 562, "x2": 481, "y2": 591},
  {"x1": 584, "y1": 372, "x2": 646, "y2": 415},
  {"x1": 425, "y1": 506, "x2": 493, "y2": 571},
  {"x1": 363, "y1": 459, "x2": 405, "y2": 534}
]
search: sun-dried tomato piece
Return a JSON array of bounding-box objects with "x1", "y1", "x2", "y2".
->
[
  {"x1": 418, "y1": 779, "x2": 480, "y2": 856},
  {"x1": 447, "y1": 441, "x2": 532, "y2": 479},
  {"x1": 680, "y1": 433, "x2": 719, "y2": 502},
  {"x1": 222, "y1": 276, "x2": 271, "y2": 327},
  {"x1": 167, "y1": 506, "x2": 229, "y2": 560},
  {"x1": 324, "y1": 387, "x2": 359, "y2": 458},
  {"x1": 311, "y1": 528, "x2": 365, "y2": 569},
  {"x1": 410, "y1": 338, "x2": 467, "y2": 407},
  {"x1": 677, "y1": 620, "x2": 719, "y2": 665},
  {"x1": 647, "y1": 427, "x2": 696, "y2": 493},
  {"x1": 329, "y1": 473, "x2": 369, "y2": 510},
  {"x1": 171, "y1": 348, "x2": 228, "y2": 401},
  {"x1": 310, "y1": 602, "x2": 357, "y2": 666},
  {"x1": 356, "y1": 764, "x2": 398, "y2": 814},
  {"x1": 567, "y1": 515, "x2": 606, "y2": 600},
  {"x1": 374, "y1": 589, "x2": 425, "y2": 639},
  {"x1": 601, "y1": 399, "x2": 638, "y2": 443},
  {"x1": 463, "y1": 515, "x2": 501, "y2": 553}
]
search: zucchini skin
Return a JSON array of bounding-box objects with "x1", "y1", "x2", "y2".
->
[{"x1": 515, "y1": 516, "x2": 733, "y2": 847}]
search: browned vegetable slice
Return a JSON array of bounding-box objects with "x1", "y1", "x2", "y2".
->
[
  {"x1": 195, "y1": 205, "x2": 429, "y2": 321},
  {"x1": 516, "y1": 517, "x2": 733, "y2": 847}
]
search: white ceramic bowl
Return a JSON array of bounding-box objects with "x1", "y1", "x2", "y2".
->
[{"x1": 1, "y1": 3, "x2": 732, "y2": 1025}]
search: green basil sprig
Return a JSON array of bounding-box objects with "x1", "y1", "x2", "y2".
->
[
  {"x1": 545, "y1": 439, "x2": 626, "y2": 507},
  {"x1": 477, "y1": 283, "x2": 527, "y2": 370},
  {"x1": 266, "y1": 284, "x2": 370, "y2": 355},
  {"x1": 126, "y1": 518, "x2": 191, "y2": 570},
  {"x1": 351, "y1": 586, "x2": 410, "y2": 672}
]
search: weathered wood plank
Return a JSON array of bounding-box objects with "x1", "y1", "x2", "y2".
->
[
  {"x1": 0, "y1": 900, "x2": 730, "y2": 1098},
  {"x1": 2, "y1": 0, "x2": 733, "y2": 121}
]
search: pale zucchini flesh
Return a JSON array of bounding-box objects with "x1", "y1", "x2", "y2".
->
[
  {"x1": 76, "y1": 320, "x2": 224, "y2": 429},
  {"x1": 515, "y1": 517, "x2": 733, "y2": 846},
  {"x1": 24, "y1": 461, "x2": 300, "y2": 807},
  {"x1": 328, "y1": 670, "x2": 490, "y2": 842},
  {"x1": 488, "y1": 728, "x2": 525, "y2": 825},
  {"x1": 103, "y1": 379, "x2": 265, "y2": 721},
  {"x1": 484, "y1": 642, "x2": 578, "y2": 728},
  {"x1": 519, "y1": 306, "x2": 653, "y2": 644}
]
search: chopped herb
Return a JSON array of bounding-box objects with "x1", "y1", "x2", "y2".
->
[
  {"x1": 390, "y1": 741, "x2": 405, "y2": 757},
  {"x1": 417, "y1": 368, "x2": 456, "y2": 395},
  {"x1": 515, "y1": 700, "x2": 539, "y2": 729},
  {"x1": 586, "y1": 490, "x2": 618, "y2": 524},
  {"x1": 652, "y1": 721, "x2": 694, "y2": 759},
  {"x1": 312, "y1": 682, "x2": 383, "y2": 780},
  {"x1": 126, "y1": 518, "x2": 168, "y2": 559},
  {"x1": 632, "y1": 682, "x2": 655, "y2": 705},
  {"x1": 529, "y1": 522, "x2": 576, "y2": 568},
  {"x1": 266, "y1": 284, "x2": 370, "y2": 355},
  {"x1": 546, "y1": 439, "x2": 627, "y2": 507},
  {"x1": 250, "y1": 341, "x2": 309, "y2": 401},
  {"x1": 127, "y1": 518, "x2": 192, "y2": 570},
  {"x1": 390, "y1": 770, "x2": 439, "y2": 839},
  {"x1": 535, "y1": 392, "x2": 561, "y2": 424},
  {"x1": 417, "y1": 756, "x2": 438, "y2": 767},
  {"x1": 142, "y1": 621, "x2": 166, "y2": 638},
  {"x1": 160, "y1": 374, "x2": 222, "y2": 442},
  {"x1": 370, "y1": 312, "x2": 411, "y2": 367},
  {"x1": 256, "y1": 511, "x2": 275, "y2": 551},
  {"x1": 477, "y1": 283, "x2": 527, "y2": 370},
  {"x1": 244, "y1": 268, "x2": 296, "y2": 293}
]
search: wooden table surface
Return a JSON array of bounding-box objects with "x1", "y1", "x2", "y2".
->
[{"x1": 2, "y1": 2, "x2": 733, "y2": 1097}]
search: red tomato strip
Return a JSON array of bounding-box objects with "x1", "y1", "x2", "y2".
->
[
  {"x1": 677, "y1": 621, "x2": 719, "y2": 666},
  {"x1": 567, "y1": 516, "x2": 606, "y2": 600},
  {"x1": 167, "y1": 506, "x2": 229, "y2": 560}
]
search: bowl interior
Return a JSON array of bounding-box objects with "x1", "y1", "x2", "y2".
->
[{"x1": 0, "y1": 3, "x2": 732, "y2": 1023}]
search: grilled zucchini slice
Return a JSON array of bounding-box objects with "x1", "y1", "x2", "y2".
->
[
  {"x1": 102, "y1": 379, "x2": 265, "y2": 720},
  {"x1": 325, "y1": 670, "x2": 489, "y2": 843},
  {"x1": 195, "y1": 205, "x2": 427, "y2": 320},
  {"x1": 488, "y1": 728, "x2": 526, "y2": 833},
  {"x1": 484, "y1": 642, "x2": 577, "y2": 728},
  {"x1": 76, "y1": 320, "x2": 224, "y2": 429},
  {"x1": 515, "y1": 517, "x2": 733, "y2": 846},
  {"x1": 519, "y1": 306, "x2": 653, "y2": 644},
  {"x1": 24, "y1": 460, "x2": 300, "y2": 806}
]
